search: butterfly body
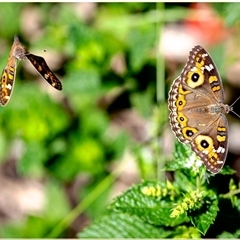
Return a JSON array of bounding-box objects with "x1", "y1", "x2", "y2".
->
[
  {"x1": 0, "y1": 35, "x2": 62, "y2": 106},
  {"x1": 168, "y1": 45, "x2": 232, "y2": 174}
]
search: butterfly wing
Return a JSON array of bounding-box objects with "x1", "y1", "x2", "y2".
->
[
  {"x1": 0, "y1": 56, "x2": 17, "y2": 106},
  {"x1": 26, "y1": 53, "x2": 62, "y2": 90},
  {"x1": 168, "y1": 45, "x2": 229, "y2": 174}
]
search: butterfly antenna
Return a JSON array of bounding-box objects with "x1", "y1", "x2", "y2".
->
[
  {"x1": 25, "y1": 50, "x2": 47, "y2": 56},
  {"x1": 230, "y1": 95, "x2": 240, "y2": 108},
  {"x1": 228, "y1": 96, "x2": 240, "y2": 119},
  {"x1": 231, "y1": 109, "x2": 240, "y2": 119}
]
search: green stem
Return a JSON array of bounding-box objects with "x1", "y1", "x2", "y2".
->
[{"x1": 222, "y1": 188, "x2": 240, "y2": 198}]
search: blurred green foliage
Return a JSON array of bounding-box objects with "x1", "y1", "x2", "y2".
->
[{"x1": 0, "y1": 2, "x2": 159, "y2": 238}]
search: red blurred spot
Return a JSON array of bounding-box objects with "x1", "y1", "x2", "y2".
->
[{"x1": 184, "y1": 3, "x2": 228, "y2": 45}]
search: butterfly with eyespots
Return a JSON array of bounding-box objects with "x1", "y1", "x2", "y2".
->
[{"x1": 168, "y1": 45, "x2": 239, "y2": 174}]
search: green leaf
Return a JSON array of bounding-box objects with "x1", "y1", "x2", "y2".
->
[
  {"x1": 174, "y1": 171, "x2": 198, "y2": 192},
  {"x1": 109, "y1": 180, "x2": 188, "y2": 226},
  {"x1": 190, "y1": 191, "x2": 219, "y2": 235},
  {"x1": 171, "y1": 225, "x2": 201, "y2": 238},
  {"x1": 166, "y1": 142, "x2": 192, "y2": 171},
  {"x1": 78, "y1": 212, "x2": 171, "y2": 238},
  {"x1": 218, "y1": 229, "x2": 240, "y2": 238},
  {"x1": 218, "y1": 165, "x2": 236, "y2": 175}
]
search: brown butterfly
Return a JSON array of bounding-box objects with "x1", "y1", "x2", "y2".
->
[{"x1": 0, "y1": 34, "x2": 62, "y2": 106}]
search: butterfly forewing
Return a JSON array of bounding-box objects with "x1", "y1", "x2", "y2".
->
[
  {"x1": 26, "y1": 53, "x2": 62, "y2": 90},
  {"x1": 188, "y1": 45, "x2": 224, "y2": 102}
]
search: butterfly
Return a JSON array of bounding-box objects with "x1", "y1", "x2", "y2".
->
[
  {"x1": 168, "y1": 45, "x2": 239, "y2": 174},
  {"x1": 0, "y1": 34, "x2": 62, "y2": 106}
]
